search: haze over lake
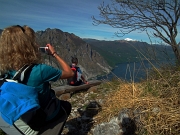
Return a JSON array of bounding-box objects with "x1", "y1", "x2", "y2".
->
[{"x1": 97, "y1": 60, "x2": 174, "y2": 82}]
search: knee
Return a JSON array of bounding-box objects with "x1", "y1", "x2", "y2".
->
[{"x1": 61, "y1": 100, "x2": 72, "y2": 116}]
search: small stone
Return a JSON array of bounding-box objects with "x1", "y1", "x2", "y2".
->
[
  {"x1": 88, "y1": 86, "x2": 98, "y2": 92},
  {"x1": 59, "y1": 93, "x2": 71, "y2": 100}
]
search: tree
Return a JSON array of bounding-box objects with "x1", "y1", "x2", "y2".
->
[{"x1": 92, "y1": 0, "x2": 180, "y2": 64}]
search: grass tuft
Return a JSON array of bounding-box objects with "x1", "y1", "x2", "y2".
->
[{"x1": 93, "y1": 64, "x2": 180, "y2": 135}]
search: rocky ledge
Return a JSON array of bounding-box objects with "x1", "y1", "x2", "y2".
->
[{"x1": 60, "y1": 85, "x2": 137, "y2": 135}]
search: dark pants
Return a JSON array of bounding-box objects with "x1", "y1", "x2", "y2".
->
[
  {"x1": 69, "y1": 80, "x2": 83, "y2": 86},
  {"x1": 47, "y1": 100, "x2": 72, "y2": 134}
]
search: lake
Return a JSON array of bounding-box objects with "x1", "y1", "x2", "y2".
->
[{"x1": 97, "y1": 60, "x2": 174, "y2": 82}]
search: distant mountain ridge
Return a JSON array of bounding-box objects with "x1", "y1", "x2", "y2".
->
[
  {"x1": 0, "y1": 28, "x2": 111, "y2": 80},
  {"x1": 0, "y1": 28, "x2": 175, "y2": 77},
  {"x1": 83, "y1": 38, "x2": 175, "y2": 67},
  {"x1": 35, "y1": 28, "x2": 111, "y2": 79}
]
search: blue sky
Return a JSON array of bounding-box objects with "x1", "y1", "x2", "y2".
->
[{"x1": 0, "y1": 0, "x2": 179, "y2": 43}]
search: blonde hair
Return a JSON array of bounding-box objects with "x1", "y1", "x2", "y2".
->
[{"x1": 0, "y1": 25, "x2": 41, "y2": 72}]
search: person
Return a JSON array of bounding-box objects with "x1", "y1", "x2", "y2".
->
[
  {"x1": 0, "y1": 25, "x2": 74, "y2": 134},
  {"x1": 67, "y1": 57, "x2": 88, "y2": 86}
]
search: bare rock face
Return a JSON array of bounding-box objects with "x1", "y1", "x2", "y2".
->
[{"x1": 36, "y1": 28, "x2": 111, "y2": 80}]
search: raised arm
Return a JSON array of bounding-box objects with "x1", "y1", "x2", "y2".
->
[{"x1": 46, "y1": 44, "x2": 74, "y2": 79}]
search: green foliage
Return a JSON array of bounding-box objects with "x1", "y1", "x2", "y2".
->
[
  {"x1": 84, "y1": 39, "x2": 175, "y2": 68},
  {"x1": 0, "y1": 129, "x2": 6, "y2": 135},
  {"x1": 89, "y1": 44, "x2": 122, "y2": 67},
  {"x1": 80, "y1": 104, "x2": 88, "y2": 111},
  {"x1": 142, "y1": 82, "x2": 159, "y2": 97},
  {"x1": 89, "y1": 93, "x2": 98, "y2": 99}
]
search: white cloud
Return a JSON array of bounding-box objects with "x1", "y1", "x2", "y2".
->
[{"x1": 124, "y1": 38, "x2": 137, "y2": 41}]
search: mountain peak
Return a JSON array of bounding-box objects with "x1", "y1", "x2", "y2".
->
[{"x1": 124, "y1": 38, "x2": 137, "y2": 41}]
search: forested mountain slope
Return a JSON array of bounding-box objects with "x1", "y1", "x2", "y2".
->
[{"x1": 84, "y1": 39, "x2": 175, "y2": 67}]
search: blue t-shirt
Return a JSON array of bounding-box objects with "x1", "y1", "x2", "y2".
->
[{"x1": 8, "y1": 64, "x2": 62, "y2": 109}]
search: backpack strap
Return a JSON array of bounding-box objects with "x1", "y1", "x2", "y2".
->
[
  {"x1": 12, "y1": 64, "x2": 35, "y2": 83},
  {"x1": 0, "y1": 78, "x2": 6, "y2": 87}
]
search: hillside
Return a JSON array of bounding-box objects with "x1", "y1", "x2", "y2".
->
[
  {"x1": 83, "y1": 39, "x2": 175, "y2": 67},
  {"x1": 0, "y1": 28, "x2": 176, "y2": 78},
  {"x1": 35, "y1": 28, "x2": 112, "y2": 81},
  {"x1": 0, "y1": 28, "x2": 179, "y2": 135}
]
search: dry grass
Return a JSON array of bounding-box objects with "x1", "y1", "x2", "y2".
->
[
  {"x1": 94, "y1": 66, "x2": 180, "y2": 135},
  {"x1": 1, "y1": 64, "x2": 179, "y2": 135}
]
